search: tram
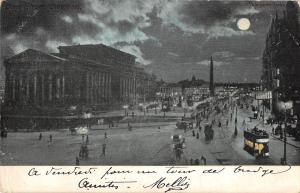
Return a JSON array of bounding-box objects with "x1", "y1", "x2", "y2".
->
[{"x1": 244, "y1": 128, "x2": 270, "y2": 158}]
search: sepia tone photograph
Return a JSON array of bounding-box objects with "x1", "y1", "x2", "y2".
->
[{"x1": 0, "y1": 0, "x2": 299, "y2": 166}]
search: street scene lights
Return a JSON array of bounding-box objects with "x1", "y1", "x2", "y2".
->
[{"x1": 277, "y1": 100, "x2": 293, "y2": 165}]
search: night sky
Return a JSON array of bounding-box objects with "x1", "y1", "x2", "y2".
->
[{"x1": 1, "y1": 0, "x2": 291, "y2": 83}]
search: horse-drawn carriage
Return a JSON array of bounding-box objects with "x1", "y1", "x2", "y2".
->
[
  {"x1": 176, "y1": 121, "x2": 193, "y2": 130},
  {"x1": 204, "y1": 124, "x2": 214, "y2": 140},
  {"x1": 69, "y1": 126, "x2": 89, "y2": 135},
  {"x1": 171, "y1": 134, "x2": 185, "y2": 160}
]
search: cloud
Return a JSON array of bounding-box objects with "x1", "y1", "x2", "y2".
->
[
  {"x1": 168, "y1": 52, "x2": 179, "y2": 57},
  {"x1": 45, "y1": 40, "x2": 67, "y2": 52},
  {"x1": 213, "y1": 51, "x2": 235, "y2": 58},
  {"x1": 235, "y1": 7, "x2": 260, "y2": 15},
  {"x1": 61, "y1": 15, "x2": 73, "y2": 23},
  {"x1": 2, "y1": 0, "x2": 158, "y2": 64},
  {"x1": 117, "y1": 45, "x2": 151, "y2": 65},
  {"x1": 158, "y1": 0, "x2": 256, "y2": 38},
  {"x1": 197, "y1": 60, "x2": 224, "y2": 67}
]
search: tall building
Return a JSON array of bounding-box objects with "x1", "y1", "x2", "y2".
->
[
  {"x1": 209, "y1": 56, "x2": 215, "y2": 96},
  {"x1": 261, "y1": 1, "x2": 300, "y2": 119},
  {"x1": 1, "y1": 44, "x2": 156, "y2": 130}
]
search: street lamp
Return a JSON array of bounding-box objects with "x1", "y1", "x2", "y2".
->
[
  {"x1": 278, "y1": 100, "x2": 293, "y2": 165},
  {"x1": 281, "y1": 121, "x2": 287, "y2": 165},
  {"x1": 234, "y1": 105, "x2": 238, "y2": 136}
]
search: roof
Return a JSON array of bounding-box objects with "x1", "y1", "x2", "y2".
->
[
  {"x1": 58, "y1": 44, "x2": 136, "y2": 59},
  {"x1": 6, "y1": 49, "x2": 68, "y2": 63}
]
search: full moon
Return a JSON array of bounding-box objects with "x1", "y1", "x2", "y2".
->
[{"x1": 237, "y1": 18, "x2": 251, "y2": 31}]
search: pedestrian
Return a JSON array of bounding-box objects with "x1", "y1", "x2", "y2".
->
[
  {"x1": 84, "y1": 145, "x2": 89, "y2": 159},
  {"x1": 196, "y1": 132, "x2": 199, "y2": 139},
  {"x1": 39, "y1": 133, "x2": 42, "y2": 140},
  {"x1": 49, "y1": 134, "x2": 52, "y2": 142},
  {"x1": 104, "y1": 132, "x2": 107, "y2": 139},
  {"x1": 102, "y1": 143, "x2": 106, "y2": 156},
  {"x1": 76, "y1": 157, "x2": 79, "y2": 166},
  {"x1": 128, "y1": 122, "x2": 132, "y2": 131},
  {"x1": 192, "y1": 130, "x2": 195, "y2": 137},
  {"x1": 79, "y1": 146, "x2": 83, "y2": 158},
  {"x1": 201, "y1": 156, "x2": 207, "y2": 165},
  {"x1": 190, "y1": 158, "x2": 194, "y2": 165}
]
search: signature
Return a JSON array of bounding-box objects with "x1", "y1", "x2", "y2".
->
[
  {"x1": 143, "y1": 176, "x2": 190, "y2": 193},
  {"x1": 78, "y1": 177, "x2": 137, "y2": 190}
]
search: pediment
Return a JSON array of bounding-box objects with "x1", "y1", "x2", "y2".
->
[{"x1": 6, "y1": 49, "x2": 67, "y2": 63}]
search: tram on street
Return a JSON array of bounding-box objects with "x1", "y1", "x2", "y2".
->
[{"x1": 244, "y1": 128, "x2": 270, "y2": 158}]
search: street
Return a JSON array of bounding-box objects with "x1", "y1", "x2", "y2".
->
[{"x1": 1, "y1": 97, "x2": 299, "y2": 165}]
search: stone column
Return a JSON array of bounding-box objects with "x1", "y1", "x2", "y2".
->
[
  {"x1": 26, "y1": 73, "x2": 30, "y2": 102},
  {"x1": 62, "y1": 73, "x2": 65, "y2": 101},
  {"x1": 123, "y1": 77, "x2": 125, "y2": 102},
  {"x1": 90, "y1": 73, "x2": 93, "y2": 104},
  {"x1": 124, "y1": 77, "x2": 127, "y2": 101},
  {"x1": 101, "y1": 72, "x2": 104, "y2": 103},
  {"x1": 18, "y1": 74, "x2": 23, "y2": 102},
  {"x1": 134, "y1": 76, "x2": 137, "y2": 104},
  {"x1": 49, "y1": 74, "x2": 53, "y2": 102},
  {"x1": 106, "y1": 74, "x2": 109, "y2": 103},
  {"x1": 120, "y1": 77, "x2": 122, "y2": 101},
  {"x1": 33, "y1": 73, "x2": 37, "y2": 104},
  {"x1": 56, "y1": 76, "x2": 60, "y2": 100},
  {"x1": 109, "y1": 74, "x2": 111, "y2": 99},
  {"x1": 12, "y1": 74, "x2": 16, "y2": 101},
  {"x1": 103, "y1": 73, "x2": 106, "y2": 103},
  {"x1": 97, "y1": 72, "x2": 101, "y2": 104},
  {"x1": 41, "y1": 73, "x2": 45, "y2": 105},
  {"x1": 86, "y1": 72, "x2": 89, "y2": 103}
]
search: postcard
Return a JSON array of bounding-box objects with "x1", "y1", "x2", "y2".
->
[{"x1": 0, "y1": 0, "x2": 300, "y2": 192}]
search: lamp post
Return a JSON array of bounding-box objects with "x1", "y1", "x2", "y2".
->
[
  {"x1": 281, "y1": 105, "x2": 287, "y2": 165},
  {"x1": 279, "y1": 100, "x2": 292, "y2": 165},
  {"x1": 234, "y1": 105, "x2": 238, "y2": 136}
]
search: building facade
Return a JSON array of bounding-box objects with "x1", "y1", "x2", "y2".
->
[
  {"x1": 1, "y1": 44, "x2": 156, "y2": 129},
  {"x1": 261, "y1": 1, "x2": 300, "y2": 119}
]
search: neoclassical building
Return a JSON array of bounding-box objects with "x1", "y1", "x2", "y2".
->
[{"x1": 1, "y1": 44, "x2": 156, "y2": 129}]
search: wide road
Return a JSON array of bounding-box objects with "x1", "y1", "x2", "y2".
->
[{"x1": 1, "y1": 101, "x2": 299, "y2": 165}]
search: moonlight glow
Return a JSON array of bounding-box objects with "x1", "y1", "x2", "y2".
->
[{"x1": 237, "y1": 18, "x2": 251, "y2": 31}]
